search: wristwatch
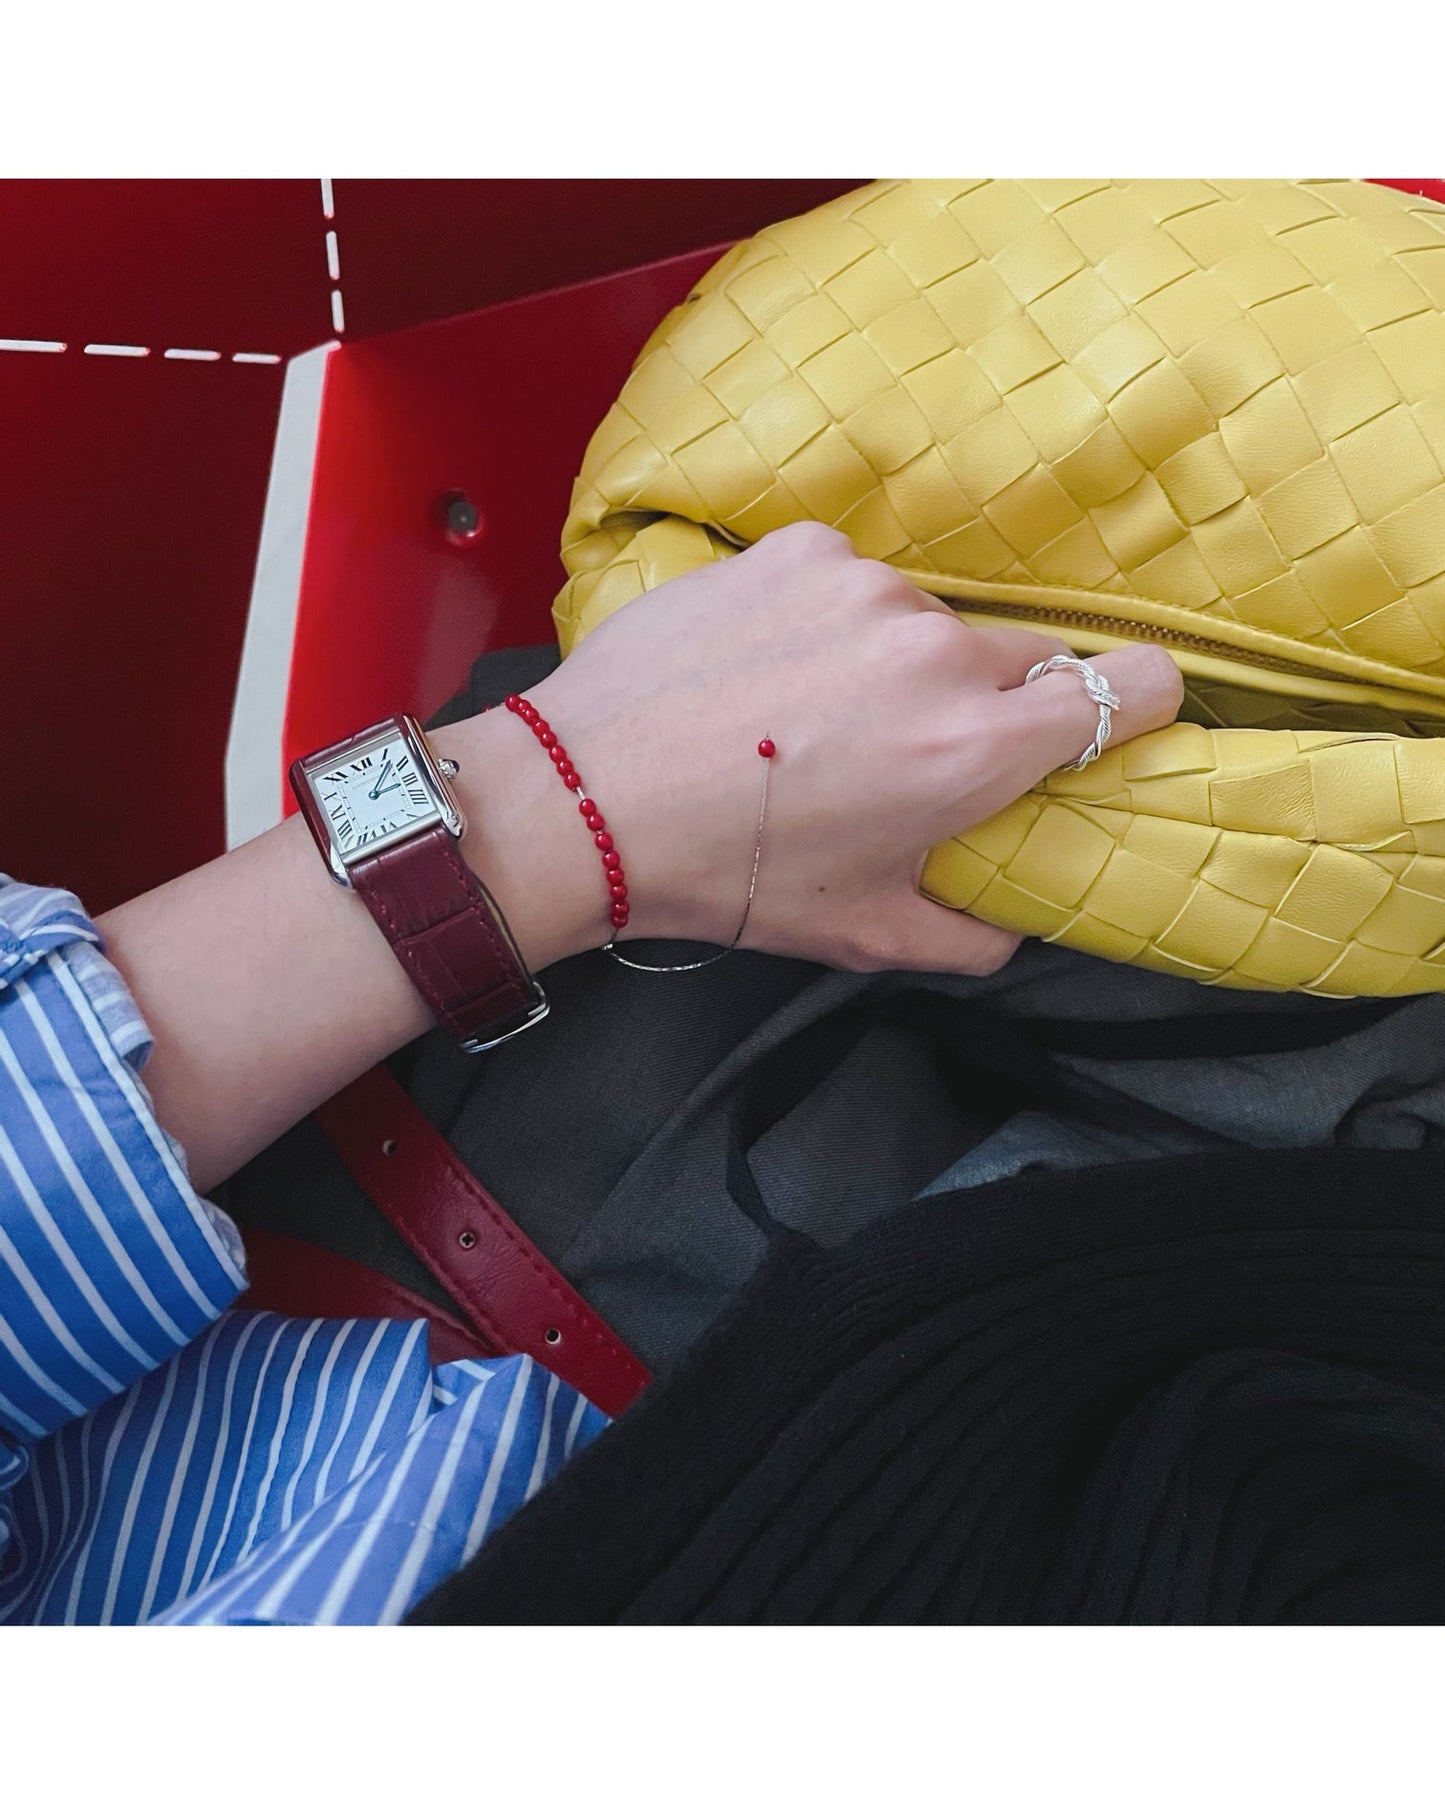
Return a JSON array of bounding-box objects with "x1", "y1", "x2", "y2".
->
[{"x1": 289, "y1": 714, "x2": 549, "y2": 1052}]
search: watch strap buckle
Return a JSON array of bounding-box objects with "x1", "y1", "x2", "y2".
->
[{"x1": 457, "y1": 984, "x2": 551, "y2": 1053}]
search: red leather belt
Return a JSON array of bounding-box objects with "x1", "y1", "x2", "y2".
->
[
  {"x1": 240, "y1": 1226, "x2": 492, "y2": 1368},
  {"x1": 295, "y1": 1063, "x2": 650, "y2": 1417}
]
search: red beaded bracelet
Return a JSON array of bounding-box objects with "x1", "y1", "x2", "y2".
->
[
  {"x1": 504, "y1": 692, "x2": 776, "y2": 968},
  {"x1": 503, "y1": 692, "x2": 631, "y2": 932}
]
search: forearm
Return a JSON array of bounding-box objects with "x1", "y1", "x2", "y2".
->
[
  {"x1": 96, "y1": 707, "x2": 597, "y2": 1195},
  {"x1": 93, "y1": 528, "x2": 1181, "y2": 1199}
]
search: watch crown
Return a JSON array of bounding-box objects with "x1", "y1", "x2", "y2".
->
[{"x1": 438, "y1": 758, "x2": 460, "y2": 777}]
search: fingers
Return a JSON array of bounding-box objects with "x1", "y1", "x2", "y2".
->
[
  {"x1": 964, "y1": 625, "x2": 1074, "y2": 689},
  {"x1": 991, "y1": 642, "x2": 1183, "y2": 795}
]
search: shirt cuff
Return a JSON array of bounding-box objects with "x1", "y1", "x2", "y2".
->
[{"x1": 0, "y1": 875, "x2": 248, "y2": 1447}]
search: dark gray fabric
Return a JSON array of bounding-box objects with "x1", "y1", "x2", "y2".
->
[{"x1": 219, "y1": 644, "x2": 1445, "y2": 1379}]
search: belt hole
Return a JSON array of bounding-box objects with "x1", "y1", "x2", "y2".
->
[
  {"x1": 544, "y1": 1327, "x2": 561, "y2": 1345},
  {"x1": 458, "y1": 1230, "x2": 477, "y2": 1250},
  {"x1": 381, "y1": 1139, "x2": 397, "y2": 1156}
]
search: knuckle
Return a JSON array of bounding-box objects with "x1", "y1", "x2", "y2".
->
[
  {"x1": 764, "y1": 520, "x2": 853, "y2": 560},
  {"x1": 899, "y1": 608, "x2": 966, "y2": 655},
  {"x1": 850, "y1": 556, "x2": 917, "y2": 603},
  {"x1": 1141, "y1": 643, "x2": 1185, "y2": 708},
  {"x1": 1031, "y1": 632, "x2": 1073, "y2": 666}
]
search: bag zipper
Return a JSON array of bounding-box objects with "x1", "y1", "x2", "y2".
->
[{"x1": 955, "y1": 597, "x2": 1422, "y2": 689}]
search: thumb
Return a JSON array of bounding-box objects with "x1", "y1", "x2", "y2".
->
[{"x1": 863, "y1": 892, "x2": 1022, "y2": 977}]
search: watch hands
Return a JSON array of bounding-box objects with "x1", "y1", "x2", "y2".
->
[{"x1": 368, "y1": 760, "x2": 402, "y2": 801}]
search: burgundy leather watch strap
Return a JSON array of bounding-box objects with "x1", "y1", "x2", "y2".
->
[
  {"x1": 349, "y1": 826, "x2": 544, "y2": 1049},
  {"x1": 313, "y1": 1063, "x2": 651, "y2": 1417}
]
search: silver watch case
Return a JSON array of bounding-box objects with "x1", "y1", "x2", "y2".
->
[{"x1": 292, "y1": 713, "x2": 464, "y2": 888}]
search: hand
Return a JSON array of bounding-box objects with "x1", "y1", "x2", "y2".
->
[
  {"x1": 457, "y1": 524, "x2": 1183, "y2": 977},
  {"x1": 100, "y1": 523, "x2": 1183, "y2": 1191}
]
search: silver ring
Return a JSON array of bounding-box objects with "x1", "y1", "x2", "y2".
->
[{"x1": 1023, "y1": 654, "x2": 1121, "y2": 771}]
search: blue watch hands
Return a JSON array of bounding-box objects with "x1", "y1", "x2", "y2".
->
[{"x1": 368, "y1": 759, "x2": 402, "y2": 801}]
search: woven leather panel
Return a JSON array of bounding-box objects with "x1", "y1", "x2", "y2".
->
[
  {"x1": 555, "y1": 181, "x2": 1445, "y2": 994},
  {"x1": 924, "y1": 725, "x2": 1445, "y2": 995}
]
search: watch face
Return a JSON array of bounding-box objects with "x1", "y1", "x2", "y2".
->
[{"x1": 312, "y1": 731, "x2": 438, "y2": 857}]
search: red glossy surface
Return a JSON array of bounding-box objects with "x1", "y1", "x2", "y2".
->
[
  {"x1": 331, "y1": 178, "x2": 861, "y2": 342},
  {"x1": 279, "y1": 245, "x2": 722, "y2": 788},
  {"x1": 1375, "y1": 178, "x2": 1445, "y2": 205},
  {"x1": 0, "y1": 179, "x2": 329, "y2": 357},
  {"x1": 0, "y1": 349, "x2": 283, "y2": 906}
]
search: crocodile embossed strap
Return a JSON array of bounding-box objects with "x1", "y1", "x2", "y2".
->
[{"x1": 349, "y1": 826, "x2": 548, "y2": 1052}]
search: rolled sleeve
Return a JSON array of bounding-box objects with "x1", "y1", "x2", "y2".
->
[{"x1": 0, "y1": 876, "x2": 247, "y2": 1450}]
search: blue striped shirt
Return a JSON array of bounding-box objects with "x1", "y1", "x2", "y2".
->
[{"x1": 0, "y1": 875, "x2": 607, "y2": 1624}]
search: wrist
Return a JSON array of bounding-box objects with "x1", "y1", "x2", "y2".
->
[{"x1": 429, "y1": 706, "x2": 600, "y2": 974}]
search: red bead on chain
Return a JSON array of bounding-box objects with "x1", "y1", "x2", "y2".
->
[{"x1": 504, "y1": 693, "x2": 630, "y2": 933}]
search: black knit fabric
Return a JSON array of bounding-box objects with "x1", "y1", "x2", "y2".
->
[{"x1": 408, "y1": 1143, "x2": 1445, "y2": 1624}]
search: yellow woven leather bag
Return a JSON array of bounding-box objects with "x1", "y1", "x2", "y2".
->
[{"x1": 556, "y1": 180, "x2": 1445, "y2": 996}]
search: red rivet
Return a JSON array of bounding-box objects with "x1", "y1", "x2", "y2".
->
[{"x1": 758, "y1": 738, "x2": 776, "y2": 759}]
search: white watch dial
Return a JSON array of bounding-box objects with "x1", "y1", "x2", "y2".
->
[{"x1": 314, "y1": 733, "x2": 438, "y2": 854}]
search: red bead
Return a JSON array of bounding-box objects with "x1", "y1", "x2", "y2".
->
[
  {"x1": 549, "y1": 744, "x2": 566, "y2": 764},
  {"x1": 563, "y1": 772, "x2": 581, "y2": 790},
  {"x1": 505, "y1": 694, "x2": 520, "y2": 712},
  {"x1": 593, "y1": 832, "x2": 613, "y2": 852},
  {"x1": 609, "y1": 883, "x2": 628, "y2": 902},
  {"x1": 610, "y1": 902, "x2": 629, "y2": 927},
  {"x1": 758, "y1": 738, "x2": 776, "y2": 759},
  {"x1": 602, "y1": 850, "x2": 621, "y2": 871},
  {"x1": 538, "y1": 730, "x2": 556, "y2": 749},
  {"x1": 557, "y1": 761, "x2": 576, "y2": 780}
]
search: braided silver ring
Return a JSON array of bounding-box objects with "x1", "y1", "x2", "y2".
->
[{"x1": 1023, "y1": 654, "x2": 1121, "y2": 771}]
